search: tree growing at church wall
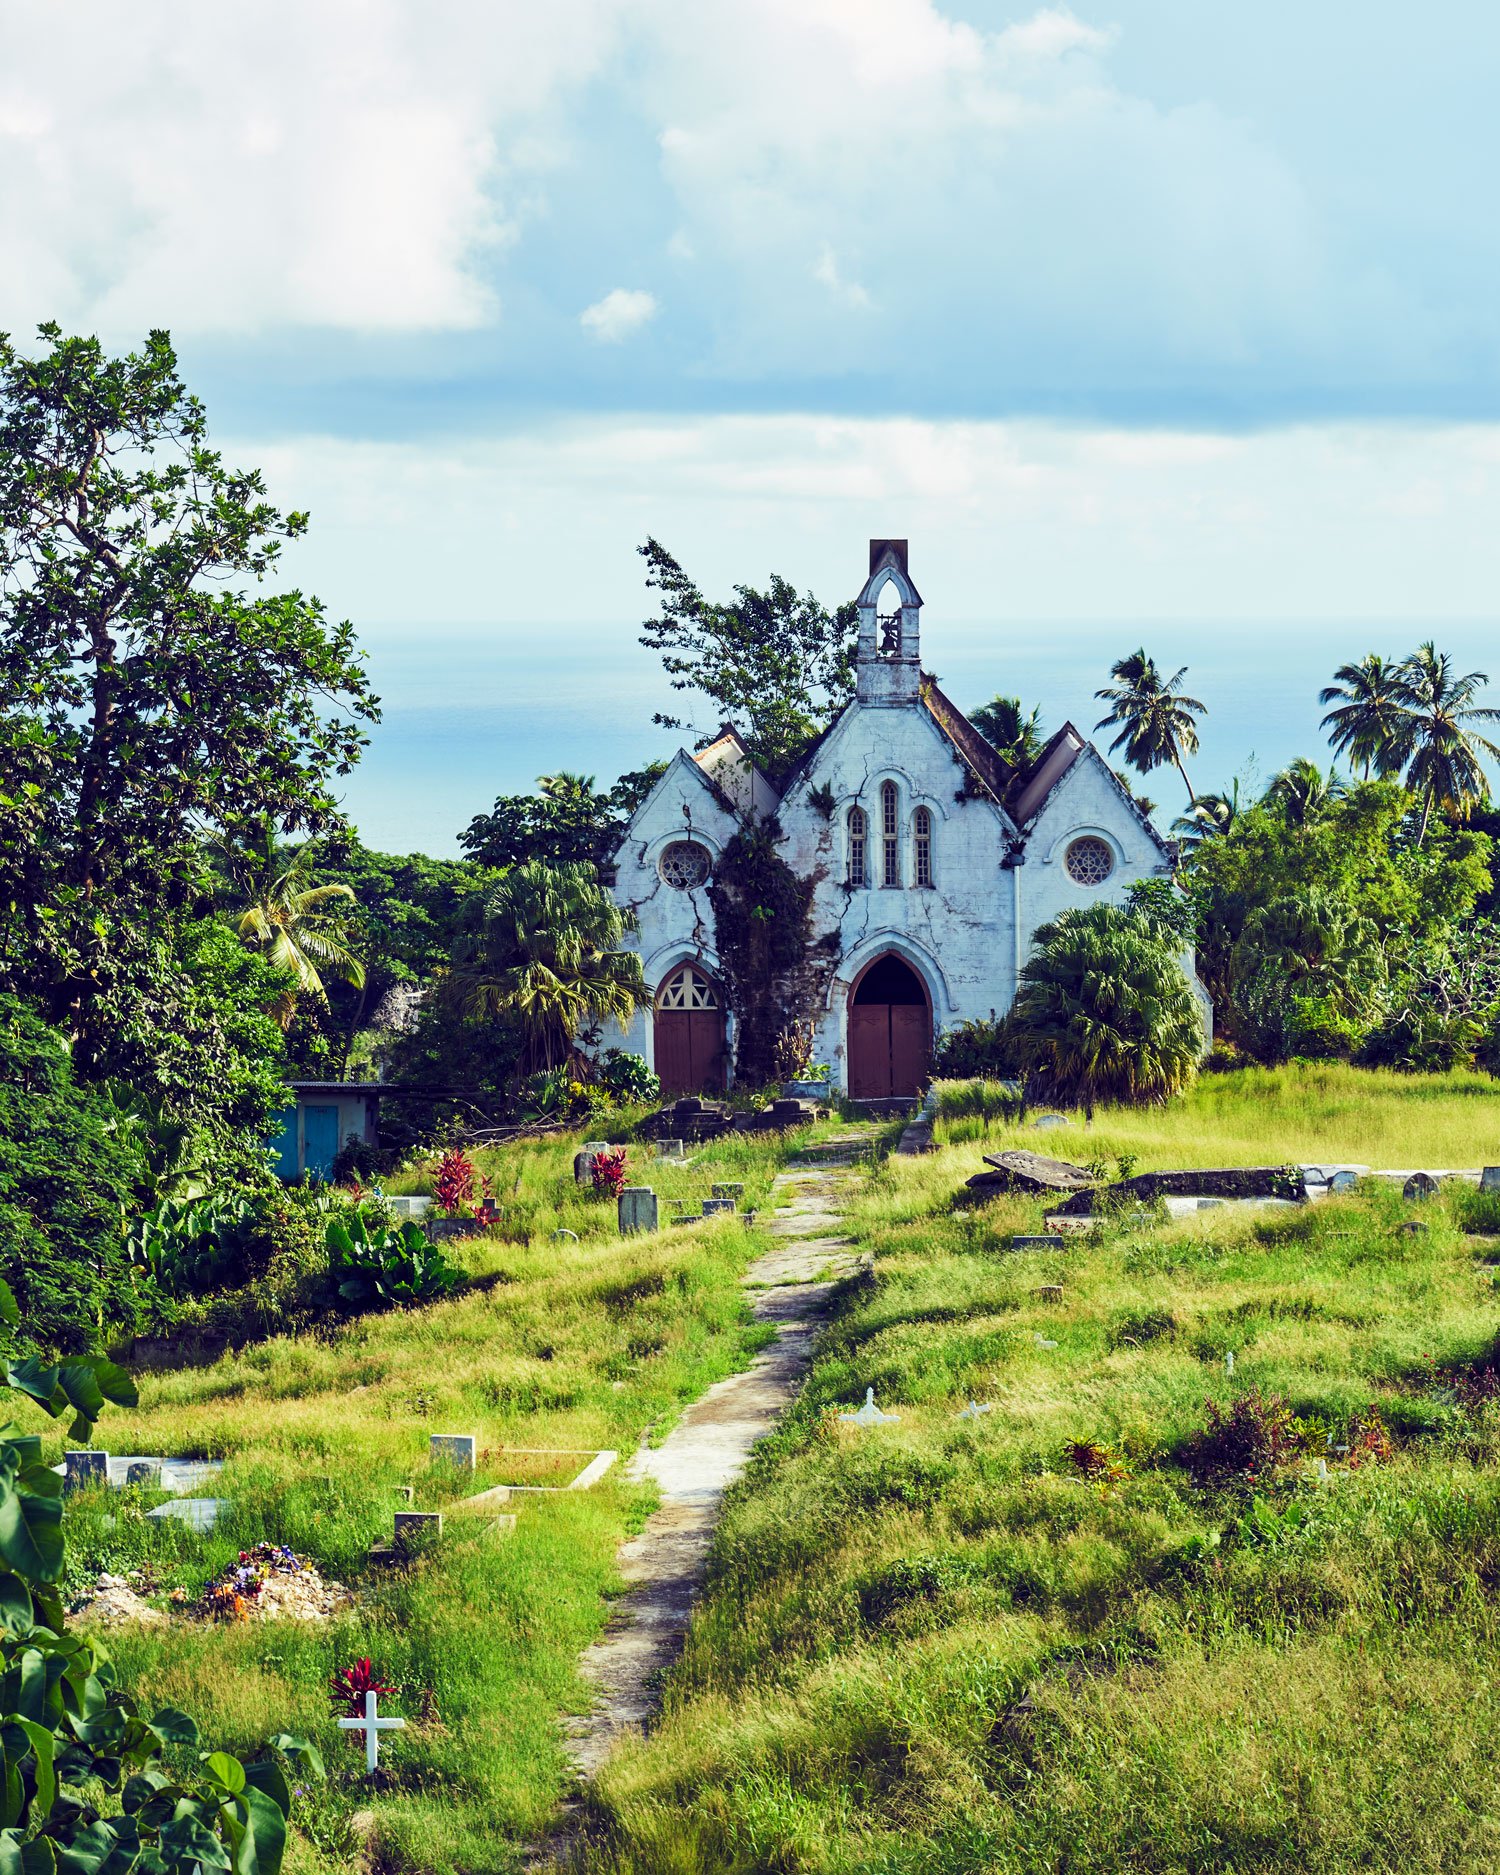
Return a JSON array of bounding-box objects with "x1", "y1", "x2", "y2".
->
[{"x1": 706, "y1": 818, "x2": 839, "y2": 1088}]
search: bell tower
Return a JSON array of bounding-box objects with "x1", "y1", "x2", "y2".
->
[{"x1": 855, "y1": 538, "x2": 923, "y2": 706}]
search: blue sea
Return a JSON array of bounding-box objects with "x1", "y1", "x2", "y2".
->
[{"x1": 335, "y1": 618, "x2": 1500, "y2": 856}]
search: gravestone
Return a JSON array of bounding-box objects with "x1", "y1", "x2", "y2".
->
[
  {"x1": 582, "y1": 1141, "x2": 610, "y2": 1153},
  {"x1": 1033, "y1": 1114, "x2": 1070, "y2": 1130},
  {"x1": 64, "y1": 1451, "x2": 107, "y2": 1492},
  {"x1": 702, "y1": 1198, "x2": 735, "y2": 1217},
  {"x1": 148, "y1": 1499, "x2": 227, "y2": 1534},
  {"x1": 1033, "y1": 1283, "x2": 1064, "y2": 1303},
  {"x1": 956, "y1": 1400, "x2": 992, "y2": 1420},
  {"x1": 125, "y1": 1460, "x2": 160, "y2": 1488},
  {"x1": 839, "y1": 1387, "x2": 899, "y2": 1426},
  {"x1": 1330, "y1": 1170, "x2": 1360, "y2": 1193},
  {"x1": 430, "y1": 1434, "x2": 477, "y2": 1471},
  {"x1": 573, "y1": 1151, "x2": 599, "y2": 1186},
  {"x1": 1400, "y1": 1220, "x2": 1430, "y2": 1236},
  {"x1": 1483, "y1": 1167, "x2": 1500, "y2": 1193},
  {"x1": 552, "y1": 1228, "x2": 579, "y2": 1242},
  {"x1": 655, "y1": 1139, "x2": 685, "y2": 1159},
  {"x1": 394, "y1": 1510, "x2": 443, "y2": 1544},
  {"x1": 712, "y1": 1183, "x2": 745, "y2": 1199},
  {"x1": 1404, "y1": 1173, "x2": 1439, "y2": 1202},
  {"x1": 1012, "y1": 1234, "x2": 1065, "y2": 1251},
  {"x1": 618, "y1": 1187, "x2": 659, "y2": 1234}
]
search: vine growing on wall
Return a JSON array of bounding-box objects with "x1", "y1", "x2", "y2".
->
[{"x1": 708, "y1": 818, "x2": 839, "y2": 1087}]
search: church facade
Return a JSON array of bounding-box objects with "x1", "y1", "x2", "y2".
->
[{"x1": 609, "y1": 540, "x2": 1204, "y2": 1098}]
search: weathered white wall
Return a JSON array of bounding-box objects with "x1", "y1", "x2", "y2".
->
[{"x1": 609, "y1": 752, "x2": 741, "y2": 1076}]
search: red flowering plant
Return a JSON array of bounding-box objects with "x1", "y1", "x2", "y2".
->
[
  {"x1": 591, "y1": 1147, "x2": 628, "y2": 1200},
  {"x1": 330, "y1": 1657, "x2": 396, "y2": 1720},
  {"x1": 432, "y1": 1147, "x2": 478, "y2": 1216}
]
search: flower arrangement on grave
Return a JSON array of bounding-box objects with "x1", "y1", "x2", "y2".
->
[
  {"x1": 330, "y1": 1656, "x2": 397, "y2": 1721},
  {"x1": 202, "y1": 1543, "x2": 307, "y2": 1621},
  {"x1": 591, "y1": 1146, "x2": 629, "y2": 1199}
]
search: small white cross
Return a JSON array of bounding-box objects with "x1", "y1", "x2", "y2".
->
[{"x1": 338, "y1": 1689, "x2": 405, "y2": 1775}]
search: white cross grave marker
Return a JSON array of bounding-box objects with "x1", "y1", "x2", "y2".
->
[{"x1": 339, "y1": 1689, "x2": 405, "y2": 1775}]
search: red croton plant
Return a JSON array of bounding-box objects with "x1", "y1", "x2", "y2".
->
[
  {"x1": 329, "y1": 1657, "x2": 396, "y2": 1720},
  {"x1": 591, "y1": 1146, "x2": 629, "y2": 1200}
]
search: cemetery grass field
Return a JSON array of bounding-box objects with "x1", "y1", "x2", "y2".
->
[
  {"x1": 572, "y1": 1068, "x2": 1500, "y2": 1873},
  {"x1": 47, "y1": 1065, "x2": 1500, "y2": 1872},
  {"x1": 57, "y1": 1122, "x2": 836, "y2": 1875}
]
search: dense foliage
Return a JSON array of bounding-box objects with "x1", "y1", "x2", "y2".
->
[
  {"x1": 1011, "y1": 901, "x2": 1206, "y2": 1112},
  {"x1": 0, "y1": 1284, "x2": 320, "y2": 1871},
  {"x1": 459, "y1": 766, "x2": 664, "y2": 875}
]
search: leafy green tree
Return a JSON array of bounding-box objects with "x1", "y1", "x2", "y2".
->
[
  {"x1": 1229, "y1": 889, "x2": 1382, "y2": 1061},
  {"x1": 0, "y1": 1294, "x2": 321, "y2": 1870},
  {"x1": 968, "y1": 695, "x2": 1045, "y2": 765},
  {"x1": 1093, "y1": 649, "x2": 1206, "y2": 801},
  {"x1": 449, "y1": 860, "x2": 649, "y2": 1074},
  {"x1": 638, "y1": 538, "x2": 858, "y2": 781},
  {"x1": 0, "y1": 325, "x2": 376, "y2": 1077},
  {"x1": 460, "y1": 764, "x2": 666, "y2": 874},
  {"x1": 1011, "y1": 903, "x2": 1205, "y2": 1115},
  {"x1": 1319, "y1": 654, "x2": 1408, "y2": 778},
  {"x1": 1393, "y1": 642, "x2": 1500, "y2": 842}
]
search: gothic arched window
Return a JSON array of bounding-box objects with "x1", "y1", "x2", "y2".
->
[
  {"x1": 847, "y1": 806, "x2": 868, "y2": 888},
  {"x1": 881, "y1": 781, "x2": 900, "y2": 887},
  {"x1": 913, "y1": 806, "x2": 933, "y2": 887}
]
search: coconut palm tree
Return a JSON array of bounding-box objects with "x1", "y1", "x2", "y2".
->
[
  {"x1": 1010, "y1": 902, "x2": 1205, "y2": 1117},
  {"x1": 1394, "y1": 642, "x2": 1500, "y2": 843},
  {"x1": 1265, "y1": 757, "x2": 1346, "y2": 829},
  {"x1": 1172, "y1": 781, "x2": 1241, "y2": 852},
  {"x1": 968, "y1": 694, "x2": 1045, "y2": 766},
  {"x1": 1094, "y1": 650, "x2": 1206, "y2": 801},
  {"x1": 1319, "y1": 654, "x2": 1408, "y2": 779},
  {"x1": 237, "y1": 860, "x2": 365, "y2": 1028},
  {"x1": 452, "y1": 859, "x2": 649, "y2": 1073}
]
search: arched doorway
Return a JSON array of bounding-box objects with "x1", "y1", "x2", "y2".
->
[
  {"x1": 848, "y1": 953, "x2": 931, "y2": 1099},
  {"x1": 654, "y1": 964, "x2": 727, "y2": 1095}
]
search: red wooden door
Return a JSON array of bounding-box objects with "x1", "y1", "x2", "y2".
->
[
  {"x1": 654, "y1": 966, "x2": 726, "y2": 1094},
  {"x1": 890, "y1": 1005, "x2": 929, "y2": 1097},
  {"x1": 848, "y1": 1005, "x2": 891, "y2": 1099}
]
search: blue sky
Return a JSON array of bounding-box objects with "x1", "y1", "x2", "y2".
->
[{"x1": 5, "y1": 1, "x2": 1500, "y2": 846}]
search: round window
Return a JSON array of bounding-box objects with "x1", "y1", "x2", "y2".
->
[
  {"x1": 1065, "y1": 835, "x2": 1114, "y2": 886},
  {"x1": 659, "y1": 841, "x2": 711, "y2": 890}
]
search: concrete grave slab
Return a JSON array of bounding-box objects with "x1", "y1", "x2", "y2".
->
[{"x1": 148, "y1": 1498, "x2": 229, "y2": 1534}]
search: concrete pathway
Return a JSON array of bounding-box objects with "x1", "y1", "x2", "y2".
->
[{"x1": 562, "y1": 1131, "x2": 874, "y2": 1781}]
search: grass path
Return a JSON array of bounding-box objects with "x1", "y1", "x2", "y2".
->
[{"x1": 557, "y1": 1129, "x2": 878, "y2": 1800}]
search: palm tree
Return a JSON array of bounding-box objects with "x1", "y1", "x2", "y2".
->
[
  {"x1": 1394, "y1": 642, "x2": 1500, "y2": 843},
  {"x1": 1172, "y1": 781, "x2": 1241, "y2": 852},
  {"x1": 1319, "y1": 654, "x2": 1408, "y2": 779},
  {"x1": 1010, "y1": 902, "x2": 1205, "y2": 1117},
  {"x1": 237, "y1": 860, "x2": 365, "y2": 1028},
  {"x1": 1265, "y1": 758, "x2": 1346, "y2": 829},
  {"x1": 452, "y1": 859, "x2": 649, "y2": 1073},
  {"x1": 1094, "y1": 650, "x2": 1206, "y2": 801},
  {"x1": 968, "y1": 695, "x2": 1045, "y2": 766}
]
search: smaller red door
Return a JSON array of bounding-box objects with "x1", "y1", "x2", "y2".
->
[
  {"x1": 890, "y1": 1006, "x2": 929, "y2": 1097},
  {"x1": 848, "y1": 1006, "x2": 890, "y2": 1099},
  {"x1": 654, "y1": 965, "x2": 727, "y2": 1095}
]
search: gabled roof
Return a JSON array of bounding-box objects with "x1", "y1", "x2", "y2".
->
[
  {"x1": 1005, "y1": 725, "x2": 1176, "y2": 861},
  {"x1": 607, "y1": 746, "x2": 740, "y2": 864},
  {"x1": 920, "y1": 679, "x2": 1015, "y2": 807}
]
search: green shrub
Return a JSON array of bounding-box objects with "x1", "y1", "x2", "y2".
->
[
  {"x1": 595, "y1": 1049, "x2": 661, "y2": 1104},
  {"x1": 934, "y1": 1017, "x2": 1021, "y2": 1081},
  {"x1": 325, "y1": 1211, "x2": 461, "y2": 1311}
]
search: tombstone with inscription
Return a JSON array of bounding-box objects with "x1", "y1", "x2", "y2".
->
[
  {"x1": 1404, "y1": 1172, "x2": 1439, "y2": 1202},
  {"x1": 430, "y1": 1433, "x2": 477, "y2": 1471}
]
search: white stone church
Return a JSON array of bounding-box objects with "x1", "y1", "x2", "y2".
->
[{"x1": 609, "y1": 540, "x2": 1203, "y2": 1099}]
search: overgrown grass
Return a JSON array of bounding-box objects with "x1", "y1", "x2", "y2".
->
[
  {"x1": 568, "y1": 1079, "x2": 1500, "y2": 1873},
  {"x1": 53, "y1": 1119, "x2": 840, "y2": 1875}
]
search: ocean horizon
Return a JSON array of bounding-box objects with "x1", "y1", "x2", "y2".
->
[{"x1": 336, "y1": 615, "x2": 1500, "y2": 856}]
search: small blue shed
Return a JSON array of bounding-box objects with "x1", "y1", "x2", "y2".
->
[{"x1": 270, "y1": 1082, "x2": 384, "y2": 1182}]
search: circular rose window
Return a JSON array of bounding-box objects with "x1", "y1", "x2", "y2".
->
[
  {"x1": 1065, "y1": 835, "x2": 1114, "y2": 886},
  {"x1": 659, "y1": 841, "x2": 711, "y2": 890}
]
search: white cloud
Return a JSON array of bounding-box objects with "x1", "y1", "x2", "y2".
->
[
  {"x1": 580, "y1": 288, "x2": 660, "y2": 342},
  {"x1": 0, "y1": 0, "x2": 625, "y2": 336},
  {"x1": 813, "y1": 244, "x2": 871, "y2": 310},
  {"x1": 245, "y1": 414, "x2": 1500, "y2": 628}
]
